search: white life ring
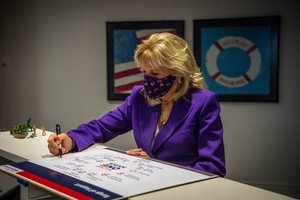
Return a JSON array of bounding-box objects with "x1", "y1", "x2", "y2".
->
[{"x1": 205, "y1": 36, "x2": 261, "y2": 88}]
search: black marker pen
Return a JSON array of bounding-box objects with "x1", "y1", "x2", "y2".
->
[{"x1": 56, "y1": 124, "x2": 63, "y2": 158}]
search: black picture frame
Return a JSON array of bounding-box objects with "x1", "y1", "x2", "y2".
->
[
  {"x1": 194, "y1": 16, "x2": 280, "y2": 102},
  {"x1": 106, "y1": 21, "x2": 184, "y2": 100}
]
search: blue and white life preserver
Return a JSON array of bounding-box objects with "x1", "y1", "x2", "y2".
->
[{"x1": 205, "y1": 36, "x2": 261, "y2": 88}]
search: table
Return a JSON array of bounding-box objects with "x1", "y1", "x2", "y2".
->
[
  {"x1": 0, "y1": 130, "x2": 295, "y2": 200},
  {"x1": 0, "y1": 129, "x2": 105, "y2": 162}
]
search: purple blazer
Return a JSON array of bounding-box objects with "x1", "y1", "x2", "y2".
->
[{"x1": 67, "y1": 86, "x2": 226, "y2": 177}]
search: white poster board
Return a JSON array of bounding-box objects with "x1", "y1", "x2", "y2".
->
[{"x1": 0, "y1": 148, "x2": 215, "y2": 199}]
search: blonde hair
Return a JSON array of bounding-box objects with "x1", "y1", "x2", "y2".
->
[{"x1": 134, "y1": 32, "x2": 207, "y2": 105}]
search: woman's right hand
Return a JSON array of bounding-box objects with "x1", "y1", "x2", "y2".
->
[{"x1": 47, "y1": 133, "x2": 73, "y2": 156}]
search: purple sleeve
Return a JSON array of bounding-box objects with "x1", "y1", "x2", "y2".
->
[
  {"x1": 67, "y1": 91, "x2": 135, "y2": 152},
  {"x1": 189, "y1": 93, "x2": 226, "y2": 177}
]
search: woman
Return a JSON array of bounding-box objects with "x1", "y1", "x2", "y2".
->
[{"x1": 48, "y1": 32, "x2": 226, "y2": 177}]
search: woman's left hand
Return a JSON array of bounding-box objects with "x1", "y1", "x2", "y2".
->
[{"x1": 126, "y1": 148, "x2": 150, "y2": 158}]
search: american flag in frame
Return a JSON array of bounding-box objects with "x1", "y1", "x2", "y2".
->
[{"x1": 106, "y1": 21, "x2": 184, "y2": 100}]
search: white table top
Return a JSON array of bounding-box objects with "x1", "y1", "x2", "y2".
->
[
  {"x1": 0, "y1": 130, "x2": 295, "y2": 200},
  {"x1": 0, "y1": 129, "x2": 106, "y2": 162},
  {"x1": 129, "y1": 177, "x2": 295, "y2": 200},
  {"x1": 0, "y1": 129, "x2": 53, "y2": 162}
]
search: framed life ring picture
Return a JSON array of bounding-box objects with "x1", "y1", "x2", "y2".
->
[{"x1": 194, "y1": 16, "x2": 280, "y2": 102}]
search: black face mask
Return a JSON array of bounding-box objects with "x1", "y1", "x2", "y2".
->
[{"x1": 143, "y1": 75, "x2": 177, "y2": 99}]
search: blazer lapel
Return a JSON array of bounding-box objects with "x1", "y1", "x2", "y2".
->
[
  {"x1": 139, "y1": 103, "x2": 160, "y2": 154},
  {"x1": 152, "y1": 97, "x2": 192, "y2": 153}
]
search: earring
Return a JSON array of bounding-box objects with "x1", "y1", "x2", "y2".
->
[{"x1": 178, "y1": 78, "x2": 182, "y2": 84}]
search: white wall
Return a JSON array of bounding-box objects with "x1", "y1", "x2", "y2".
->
[{"x1": 1, "y1": 0, "x2": 300, "y2": 198}]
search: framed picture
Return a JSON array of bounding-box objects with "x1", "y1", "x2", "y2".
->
[
  {"x1": 106, "y1": 21, "x2": 184, "y2": 100},
  {"x1": 194, "y1": 16, "x2": 280, "y2": 102}
]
